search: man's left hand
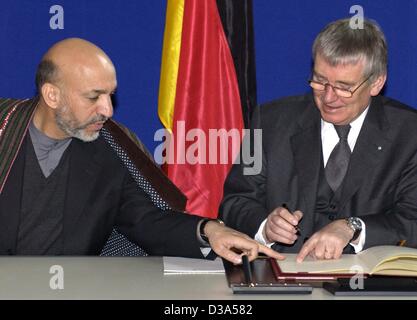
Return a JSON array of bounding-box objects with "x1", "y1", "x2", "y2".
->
[
  {"x1": 204, "y1": 221, "x2": 285, "y2": 264},
  {"x1": 296, "y1": 219, "x2": 355, "y2": 262}
]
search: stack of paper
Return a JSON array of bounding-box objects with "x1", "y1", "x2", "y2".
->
[{"x1": 163, "y1": 257, "x2": 225, "y2": 274}]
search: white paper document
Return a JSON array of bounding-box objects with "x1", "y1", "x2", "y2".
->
[{"x1": 163, "y1": 257, "x2": 225, "y2": 274}]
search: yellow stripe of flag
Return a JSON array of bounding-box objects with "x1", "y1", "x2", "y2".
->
[{"x1": 158, "y1": 0, "x2": 185, "y2": 130}]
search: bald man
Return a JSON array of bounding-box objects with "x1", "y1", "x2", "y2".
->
[{"x1": 0, "y1": 38, "x2": 282, "y2": 263}]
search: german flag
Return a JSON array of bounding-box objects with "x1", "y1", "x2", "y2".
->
[{"x1": 158, "y1": 0, "x2": 255, "y2": 218}]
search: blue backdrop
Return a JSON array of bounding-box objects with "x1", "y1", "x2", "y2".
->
[{"x1": 1, "y1": 0, "x2": 416, "y2": 152}]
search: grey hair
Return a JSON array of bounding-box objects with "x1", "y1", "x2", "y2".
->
[
  {"x1": 312, "y1": 18, "x2": 387, "y2": 80},
  {"x1": 35, "y1": 59, "x2": 59, "y2": 93}
]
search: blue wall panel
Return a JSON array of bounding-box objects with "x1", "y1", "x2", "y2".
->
[
  {"x1": 1, "y1": 0, "x2": 416, "y2": 151},
  {"x1": 254, "y1": 0, "x2": 417, "y2": 107}
]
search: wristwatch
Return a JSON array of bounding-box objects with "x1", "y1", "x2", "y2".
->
[
  {"x1": 198, "y1": 218, "x2": 225, "y2": 246},
  {"x1": 345, "y1": 217, "x2": 362, "y2": 242}
]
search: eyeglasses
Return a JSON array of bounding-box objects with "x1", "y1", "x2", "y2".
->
[{"x1": 308, "y1": 73, "x2": 373, "y2": 98}]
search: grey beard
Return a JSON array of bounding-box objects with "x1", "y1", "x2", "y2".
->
[{"x1": 55, "y1": 108, "x2": 106, "y2": 142}]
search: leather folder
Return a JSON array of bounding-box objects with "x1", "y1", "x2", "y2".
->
[{"x1": 223, "y1": 258, "x2": 313, "y2": 294}]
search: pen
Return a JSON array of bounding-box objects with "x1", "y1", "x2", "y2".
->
[
  {"x1": 282, "y1": 203, "x2": 301, "y2": 235},
  {"x1": 241, "y1": 254, "x2": 254, "y2": 287}
]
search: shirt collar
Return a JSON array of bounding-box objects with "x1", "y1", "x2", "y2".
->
[{"x1": 321, "y1": 104, "x2": 370, "y2": 133}]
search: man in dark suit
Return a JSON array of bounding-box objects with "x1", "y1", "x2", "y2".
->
[
  {"x1": 220, "y1": 18, "x2": 417, "y2": 262},
  {"x1": 0, "y1": 38, "x2": 282, "y2": 263}
]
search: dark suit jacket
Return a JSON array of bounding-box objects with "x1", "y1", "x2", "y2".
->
[
  {"x1": 0, "y1": 100, "x2": 203, "y2": 257},
  {"x1": 220, "y1": 94, "x2": 417, "y2": 252}
]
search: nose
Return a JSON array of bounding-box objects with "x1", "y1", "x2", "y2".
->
[
  {"x1": 97, "y1": 95, "x2": 113, "y2": 118},
  {"x1": 322, "y1": 84, "x2": 339, "y2": 104}
]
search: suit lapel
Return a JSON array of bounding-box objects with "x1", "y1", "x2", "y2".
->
[
  {"x1": 339, "y1": 96, "x2": 392, "y2": 208},
  {"x1": 290, "y1": 101, "x2": 322, "y2": 216},
  {"x1": 63, "y1": 138, "x2": 103, "y2": 251}
]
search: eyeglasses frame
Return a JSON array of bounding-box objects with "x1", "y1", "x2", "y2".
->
[{"x1": 308, "y1": 73, "x2": 373, "y2": 98}]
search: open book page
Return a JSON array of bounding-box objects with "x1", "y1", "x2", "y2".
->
[
  {"x1": 376, "y1": 259, "x2": 417, "y2": 272},
  {"x1": 277, "y1": 245, "x2": 417, "y2": 275},
  {"x1": 277, "y1": 253, "x2": 364, "y2": 274},
  {"x1": 163, "y1": 257, "x2": 225, "y2": 274},
  {"x1": 368, "y1": 247, "x2": 417, "y2": 275}
]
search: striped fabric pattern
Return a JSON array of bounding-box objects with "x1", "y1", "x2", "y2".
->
[{"x1": 0, "y1": 98, "x2": 38, "y2": 194}]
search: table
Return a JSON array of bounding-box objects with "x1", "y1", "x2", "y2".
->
[{"x1": 0, "y1": 257, "x2": 415, "y2": 300}]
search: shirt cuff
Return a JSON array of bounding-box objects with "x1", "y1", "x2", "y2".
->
[
  {"x1": 349, "y1": 218, "x2": 366, "y2": 253},
  {"x1": 254, "y1": 219, "x2": 274, "y2": 247}
]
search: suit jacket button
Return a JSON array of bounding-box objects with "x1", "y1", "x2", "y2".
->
[
  {"x1": 328, "y1": 214, "x2": 335, "y2": 221},
  {"x1": 330, "y1": 204, "x2": 337, "y2": 210}
]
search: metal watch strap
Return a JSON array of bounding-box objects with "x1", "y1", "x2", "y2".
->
[{"x1": 346, "y1": 217, "x2": 362, "y2": 242}]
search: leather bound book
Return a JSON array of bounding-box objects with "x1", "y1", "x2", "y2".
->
[{"x1": 270, "y1": 245, "x2": 417, "y2": 281}]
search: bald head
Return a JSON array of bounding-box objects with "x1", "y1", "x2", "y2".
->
[
  {"x1": 35, "y1": 38, "x2": 115, "y2": 93},
  {"x1": 33, "y1": 38, "x2": 117, "y2": 141}
]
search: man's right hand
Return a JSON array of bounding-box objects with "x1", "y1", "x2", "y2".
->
[
  {"x1": 204, "y1": 221, "x2": 285, "y2": 264},
  {"x1": 263, "y1": 206, "x2": 303, "y2": 244}
]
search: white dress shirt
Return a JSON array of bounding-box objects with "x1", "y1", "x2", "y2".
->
[{"x1": 255, "y1": 107, "x2": 370, "y2": 253}]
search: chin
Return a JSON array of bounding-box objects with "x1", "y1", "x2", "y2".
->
[
  {"x1": 320, "y1": 111, "x2": 349, "y2": 125},
  {"x1": 76, "y1": 130, "x2": 100, "y2": 142}
]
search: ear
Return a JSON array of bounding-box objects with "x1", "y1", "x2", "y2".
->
[
  {"x1": 41, "y1": 83, "x2": 61, "y2": 109},
  {"x1": 370, "y1": 74, "x2": 387, "y2": 96}
]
